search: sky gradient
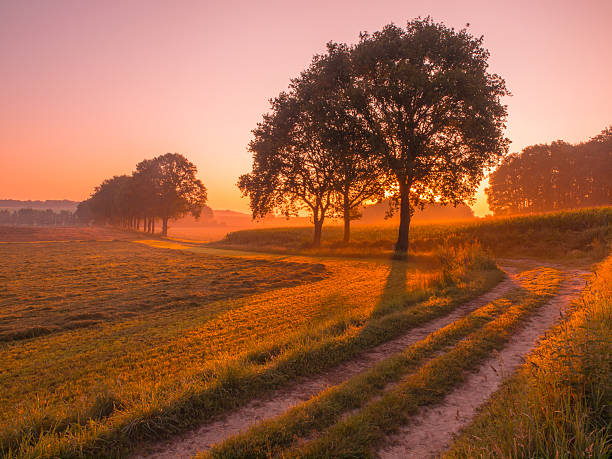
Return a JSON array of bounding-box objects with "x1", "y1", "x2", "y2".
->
[{"x1": 1, "y1": 0, "x2": 611, "y2": 216}]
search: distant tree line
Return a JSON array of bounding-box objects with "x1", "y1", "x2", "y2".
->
[
  {"x1": 0, "y1": 208, "x2": 77, "y2": 226},
  {"x1": 0, "y1": 200, "x2": 77, "y2": 211},
  {"x1": 77, "y1": 153, "x2": 208, "y2": 236},
  {"x1": 239, "y1": 18, "x2": 509, "y2": 253},
  {"x1": 487, "y1": 127, "x2": 612, "y2": 215}
]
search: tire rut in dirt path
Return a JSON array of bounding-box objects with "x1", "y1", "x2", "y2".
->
[
  {"x1": 377, "y1": 268, "x2": 589, "y2": 459},
  {"x1": 135, "y1": 268, "x2": 519, "y2": 459}
]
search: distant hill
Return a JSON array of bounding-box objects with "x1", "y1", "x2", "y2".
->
[
  {"x1": 1, "y1": 199, "x2": 474, "y2": 227},
  {"x1": 0, "y1": 200, "x2": 79, "y2": 212}
]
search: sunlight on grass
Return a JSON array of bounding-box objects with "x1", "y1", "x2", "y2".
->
[{"x1": 0, "y1": 237, "x2": 498, "y2": 457}]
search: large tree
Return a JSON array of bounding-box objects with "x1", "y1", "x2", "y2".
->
[
  {"x1": 239, "y1": 91, "x2": 336, "y2": 246},
  {"x1": 352, "y1": 18, "x2": 509, "y2": 253}
]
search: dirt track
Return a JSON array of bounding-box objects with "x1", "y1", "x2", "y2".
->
[
  {"x1": 378, "y1": 266, "x2": 587, "y2": 458},
  {"x1": 134, "y1": 262, "x2": 587, "y2": 459}
]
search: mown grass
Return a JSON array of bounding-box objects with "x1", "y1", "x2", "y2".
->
[
  {"x1": 0, "y1": 234, "x2": 500, "y2": 458},
  {"x1": 0, "y1": 225, "x2": 133, "y2": 242},
  {"x1": 280, "y1": 268, "x2": 564, "y2": 458},
  {"x1": 198, "y1": 267, "x2": 549, "y2": 458},
  {"x1": 215, "y1": 207, "x2": 612, "y2": 260},
  {"x1": 0, "y1": 241, "x2": 326, "y2": 342},
  {"x1": 445, "y1": 255, "x2": 612, "y2": 458}
]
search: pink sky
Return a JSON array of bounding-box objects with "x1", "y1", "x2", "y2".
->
[{"x1": 1, "y1": 0, "x2": 610, "y2": 216}]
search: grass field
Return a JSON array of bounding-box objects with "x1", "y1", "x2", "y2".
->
[
  {"x1": 0, "y1": 241, "x2": 326, "y2": 342},
  {"x1": 199, "y1": 267, "x2": 565, "y2": 458},
  {"x1": 216, "y1": 207, "x2": 612, "y2": 260},
  {"x1": 0, "y1": 228, "x2": 499, "y2": 458},
  {"x1": 1, "y1": 208, "x2": 610, "y2": 458}
]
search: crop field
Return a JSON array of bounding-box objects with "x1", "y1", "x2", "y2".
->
[{"x1": 1, "y1": 208, "x2": 610, "y2": 459}]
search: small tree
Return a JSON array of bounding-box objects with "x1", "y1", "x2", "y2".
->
[
  {"x1": 295, "y1": 43, "x2": 387, "y2": 243},
  {"x1": 239, "y1": 92, "x2": 336, "y2": 246},
  {"x1": 135, "y1": 153, "x2": 208, "y2": 236},
  {"x1": 353, "y1": 18, "x2": 509, "y2": 253},
  {"x1": 240, "y1": 44, "x2": 387, "y2": 246}
]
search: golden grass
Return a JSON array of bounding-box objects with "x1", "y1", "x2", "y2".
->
[
  {"x1": 0, "y1": 241, "x2": 326, "y2": 342},
  {"x1": 4, "y1": 209, "x2": 607, "y2": 457},
  {"x1": 0, "y1": 225, "x2": 133, "y2": 242},
  {"x1": 1, "y1": 232, "x2": 487, "y2": 457},
  {"x1": 198, "y1": 268, "x2": 554, "y2": 458}
]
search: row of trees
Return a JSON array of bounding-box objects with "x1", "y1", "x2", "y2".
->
[
  {"x1": 0, "y1": 208, "x2": 77, "y2": 226},
  {"x1": 487, "y1": 127, "x2": 612, "y2": 215},
  {"x1": 239, "y1": 18, "x2": 509, "y2": 253},
  {"x1": 77, "y1": 153, "x2": 208, "y2": 236}
]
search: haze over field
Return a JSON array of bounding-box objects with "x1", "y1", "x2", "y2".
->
[{"x1": 1, "y1": 0, "x2": 611, "y2": 217}]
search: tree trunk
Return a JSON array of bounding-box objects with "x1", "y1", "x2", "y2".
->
[
  {"x1": 395, "y1": 179, "x2": 412, "y2": 254},
  {"x1": 162, "y1": 218, "x2": 168, "y2": 237},
  {"x1": 151, "y1": 218, "x2": 155, "y2": 234},
  {"x1": 343, "y1": 195, "x2": 350, "y2": 244}
]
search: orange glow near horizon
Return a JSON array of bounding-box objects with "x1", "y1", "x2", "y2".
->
[{"x1": 1, "y1": 1, "x2": 611, "y2": 217}]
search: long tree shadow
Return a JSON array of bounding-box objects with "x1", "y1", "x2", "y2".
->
[{"x1": 372, "y1": 258, "x2": 410, "y2": 316}]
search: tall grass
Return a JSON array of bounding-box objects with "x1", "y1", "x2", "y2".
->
[{"x1": 445, "y1": 255, "x2": 612, "y2": 458}]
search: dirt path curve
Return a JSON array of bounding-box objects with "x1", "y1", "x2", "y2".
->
[
  {"x1": 377, "y1": 267, "x2": 588, "y2": 459},
  {"x1": 135, "y1": 268, "x2": 520, "y2": 459}
]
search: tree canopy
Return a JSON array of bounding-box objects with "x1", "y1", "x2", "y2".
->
[
  {"x1": 239, "y1": 43, "x2": 386, "y2": 246},
  {"x1": 351, "y1": 19, "x2": 509, "y2": 252}
]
